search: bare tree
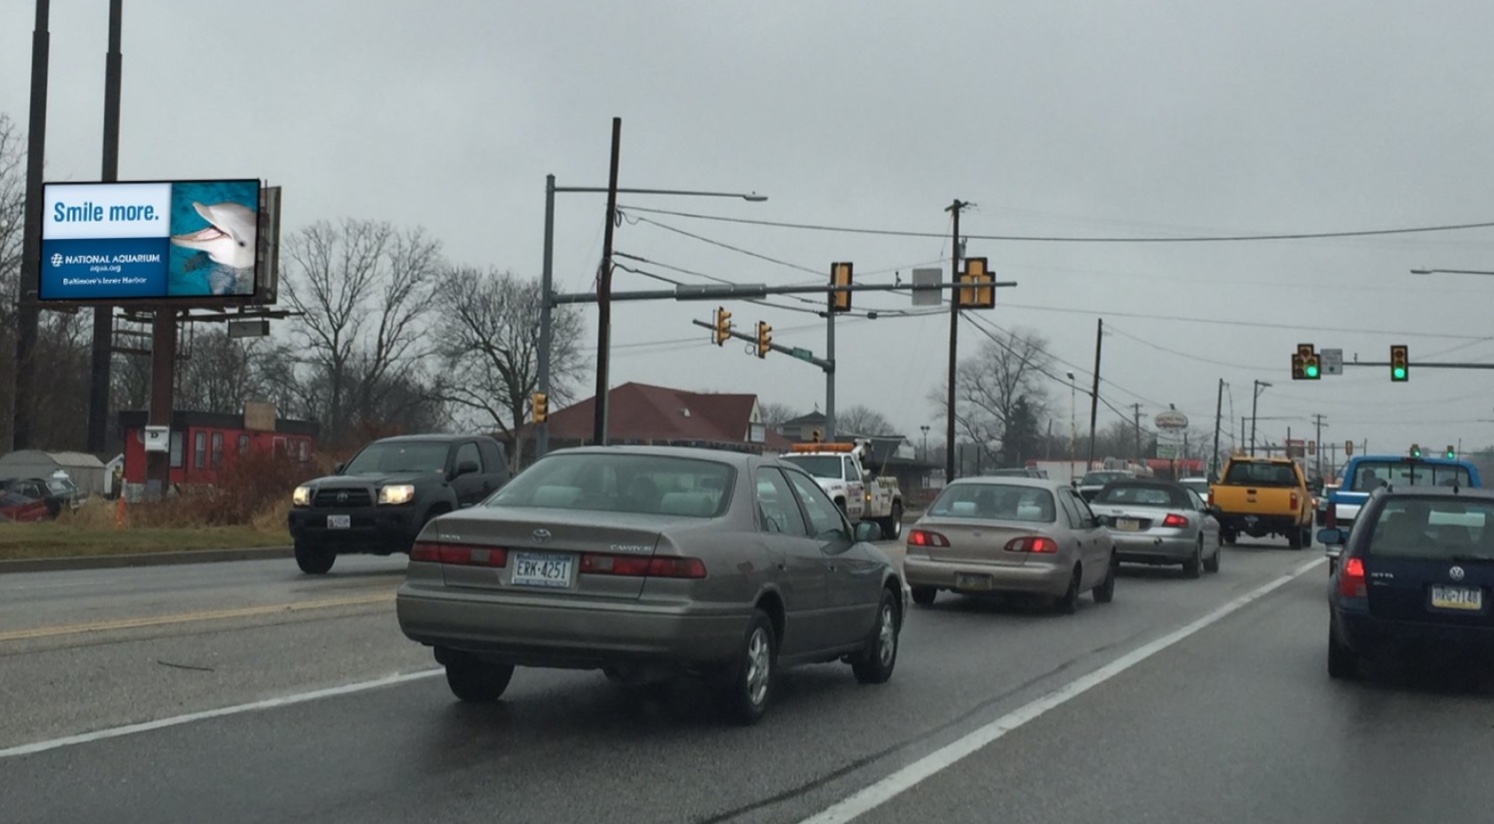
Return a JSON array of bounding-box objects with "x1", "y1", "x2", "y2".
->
[
  {"x1": 0, "y1": 113, "x2": 25, "y2": 449},
  {"x1": 758, "y1": 402, "x2": 799, "y2": 430},
  {"x1": 837, "y1": 404, "x2": 897, "y2": 436},
  {"x1": 175, "y1": 328, "x2": 268, "y2": 414},
  {"x1": 433, "y1": 266, "x2": 586, "y2": 469},
  {"x1": 928, "y1": 327, "x2": 1054, "y2": 464},
  {"x1": 282, "y1": 219, "x2": 441, "y2": 443}
]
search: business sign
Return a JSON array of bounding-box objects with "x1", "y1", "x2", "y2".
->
[
  {"x1": 41, "y1": 179, "x2": 261, "y2": 303},
  {"x1": 1154, "y1": 410, "x2": 1190, "y2": 430}
]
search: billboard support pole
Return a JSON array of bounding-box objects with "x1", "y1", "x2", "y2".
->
[
  {"x1": 146, "y1": 307, "x2": 176, "y2": 496},
  {"x1": 12, "y1": 0, "x2": 50, "y2": 451},
  {"x1": 87, "y1": 0, "x2": 123, "y2": 454}
]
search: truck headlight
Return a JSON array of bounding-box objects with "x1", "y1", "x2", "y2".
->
[
  {"x1": 292, "y1": 486, "x2": 312, "y2": 506},
  {"x1": 378, "y1": 484, "x2": 416, "y2": 506}
]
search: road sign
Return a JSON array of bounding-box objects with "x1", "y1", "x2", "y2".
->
[
  {"x1": 1155, "y1": 442, "x2": 1181, "y2": 459},
  {"x1": 791, "y1": 347, "x2": 813, "y2": 361},
  {"x1": 911, "y1": 268, "x2": 942, "y2": 306},
  {"x1": 1154, "y1": 410, "x2": 1189, "y2": 430},
  {"x1": 1320, "y1": 348, "x2": 1343, "y2": 376},
  {"x1": 1345, "y1": 440, "x2": 1354, "y2": 457},
  {"x1": 227, "y1": 319, "x2": 269, "y2": 338}
]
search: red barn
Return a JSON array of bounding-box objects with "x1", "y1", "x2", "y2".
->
[{"x1": 118, "y1": 409, "x2": 318, "y2": 487}]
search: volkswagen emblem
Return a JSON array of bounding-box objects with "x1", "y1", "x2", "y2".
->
[
  {"x1": 336, "y1": 491, "x2": 348, "y2": 504},
  {"x1": 532, "y1": 528, "x2": 552, "y2": 543},
  {"x1": 1450, "y1": 566, "x2": 1466, "y2": 581}
]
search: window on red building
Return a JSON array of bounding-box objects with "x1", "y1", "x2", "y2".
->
[
  {"x1": 299, "y1": 440, "x2": 309, "y2": 462},
  {"x1": 238, "y1": 434, "x2": 250, "y2": 455},
  {"x1": 194, "y1": 432, "x2": 206, "y2": 469},
  {"x1": 211, "y1": 433, "x2": 224, "y2": 468}
]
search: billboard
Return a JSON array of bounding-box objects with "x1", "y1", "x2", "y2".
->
[{"x1": 41, "y1": 179, "x2": 261, "y2": 303}]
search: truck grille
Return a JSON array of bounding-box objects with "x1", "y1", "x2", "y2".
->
[{"x1": 313, "y1": 488, "x2": 372, "y2": 508}]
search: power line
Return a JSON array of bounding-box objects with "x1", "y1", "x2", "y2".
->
[
  {"x1": 617, "y1": 203, "x2": 1494, "y2": 244},
  {"x1": 963, "y1": 314, "x2": 1170, "y2": 410},
  {"x1": 997, "y1": 301, "x2": 1494, "y2": 341}
]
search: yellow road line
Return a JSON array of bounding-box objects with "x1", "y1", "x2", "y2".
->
[{"x1": 0, "y1": 591, "x2": 397, "y2": 643}]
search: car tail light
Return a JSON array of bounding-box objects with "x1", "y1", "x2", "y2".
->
[
  {"x1": 580, "y1": 554, "x2": 707, "y2": 579},
  {"x1": 1161, "y1": 513, "x2": 1189, "y2": 528},
  {"x1": 1338, "y1": 557, "x2": 1367, "y2": 598},
  {"x1": 1004, "y1": 536, "x2": 1059, "y2": 553},
  {"x1": 1290, "y1": 492, "x2": 1300, "y2": 511},
  {"x1": 411, "y1": 541, "x2": 508, "y2": 567},
  {"x1": 908, "y1": 529, "x2": 950, "y2": 548}
]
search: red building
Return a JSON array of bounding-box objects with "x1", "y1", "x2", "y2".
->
[{"x1": 118, "y1": 410, "x2": 319, "y2": 487}]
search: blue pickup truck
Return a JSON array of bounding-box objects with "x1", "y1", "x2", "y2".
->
[{"x1": 1319, "y1": 452, "x2": 1480, "y2": 571}]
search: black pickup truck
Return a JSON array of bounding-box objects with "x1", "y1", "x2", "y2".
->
[{"x1": 288, "y1": 435, "x2": 511, "y2": 574}]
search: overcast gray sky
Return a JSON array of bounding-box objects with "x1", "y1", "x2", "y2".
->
[{"x1": 5, "y1": 0, "x2": 1494, "y2": 457}]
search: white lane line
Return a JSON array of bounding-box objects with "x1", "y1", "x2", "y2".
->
[
  {"x1": 0, "y1": 669, "x2": 443, "y2": 760},
  {"x1": 798, "y1": 556, "x2": 1326, "y2": 824}
]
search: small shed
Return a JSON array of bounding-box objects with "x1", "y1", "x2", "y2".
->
[{"x1": 0, "y1": 450, "x2": 109, "y2": 497}]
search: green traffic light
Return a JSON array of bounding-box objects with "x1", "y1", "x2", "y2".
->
[
  {"x1": 1305, "y1": 364, "x2": 1319, "y2": 378},
  {"x1": 1393, "y1": 366, "x2": 1407, "y2": 380}
]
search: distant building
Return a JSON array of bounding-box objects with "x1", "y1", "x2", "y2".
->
[{"x1": 117, "y1": 408, "x2": 318, "y2": 491}]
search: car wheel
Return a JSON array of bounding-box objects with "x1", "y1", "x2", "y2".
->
[
  {"x1": 1220, "y1": 528, "x2": 1237, "y2": 546},
  {"x1": 851, "y1": 589, "x2": 900, "y2": 684},
  {"x1": 1054, "y1": 565, "x2": 1082, "y2": 615},
  {"x1": 717, "y1": 610, "x2": 777, "y2": 725},
  {"x1": 1287, "y1": 528, "x2": 1303, "y2": 550},
  {"x1": 1203, "y1": 539, "x2": 1221, "y2": 573},
  {"x1": 1183, "y1": 541, "x2": 1203, "y2": 579},
  {"x1": 1092, "y1": 553, "x2": 1116, "y2": 604},
  {"x1": 910, "y1": 586, "x2": 937, "y2": 607},
  {"x1": 445, "y1": 656, "x2": 515, "y2": 703},
  {"x1": 1327, "y1": 624, "x2": 1359, "y2": 680},
  {"x1": 1300, "y1": 526, "x2": 1314, "y2": 549},
  {"x1": 881, "y1": 503, "x2": 903, "y2": 541},
  {"x1": 294, "y1": 542, "x2": 336, "y2": 575}
]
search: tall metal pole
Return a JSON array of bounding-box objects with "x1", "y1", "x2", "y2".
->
[
  {"x1": 591, "y1": 117, "x2": 621, "y2": 446},
  {"x1": 1068, "y1": 375, "x2": 1076, "y2": 482},
  {"x1": 12, "y1": 0, "x2": 50, "y2": 451},
  {"x1": 826, "y1": 300, "x2": 836, "y2": 440},
  {"x1": 1211, "y1": 378, "x2": 1224, "y2": 480},
  {"x1": 1132, "y1": 403, "x2": 1142, "y2": 462},
  {"x1": 87, "y1": 0, "x2": 123, "y2": 454},
  {"x1": 536, "y1": 174, "x2": 555, "y2": 459},
  {"x1": 1086, "y1": 318, "x2": 1102, "y2": 470},
  {"x1": 944, "y1": 200, "x2": 966, "y2": 483},
  {"x1": 1250, "y1": 380, "x2": 1266, "y2": 457},
  {"x1": 1314, "y1": 413, "x2": 1325, "y2": 480}
]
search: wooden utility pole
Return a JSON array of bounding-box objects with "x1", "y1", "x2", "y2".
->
[{"x1": 944, "y1": 199, "x2": 971, "y2": 483}]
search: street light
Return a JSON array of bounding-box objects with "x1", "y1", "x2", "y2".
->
[
  {"x1": 537, "y1": 175, "x2": 767, "y2": 458},
  {"x1": 920, "y1": 424, "x2": 931, "y2": 461},
  {"x1": 1250, "y1": 380, "x2": 1271, "y2": 457},
  {"x1": 1411, "y1": 268, "x2": 1494, "y2": 276},
  {"x1": 1066, "y1": 370, "x2": 1077, "y2": 482}
]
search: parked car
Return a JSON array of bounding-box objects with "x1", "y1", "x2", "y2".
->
[
  {"x1": 902, "y1": 477, "x2": 1117, "y2": 613},
  {"x1": 1088, "y1": 479, "x2": 1222, "y2": 577},
  {"x1": 0, "y1": 477, "x2": 65, "y2": 518},
  {"x1": 289, "y1": 435, "x2": 512, "y2": 574},
  {"x1": 0, "y1": 491, "x2": 50, "y2": 523},
  {"x1": 395, "y1": 446, "x2": 905, "y2": 725},
  {"x1": 1321, "y1": 486, "x2": 1494, "y2": 679}
]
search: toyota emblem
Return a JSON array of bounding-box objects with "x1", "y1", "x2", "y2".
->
[
  {"x1": 1450, "y1": 566, "x2": 1466, "y2": 581},
  {"x1": 336, "y1": 491, "x2": 349, "y2": 504},
  {"x1": 532, "y1": 528, "x2": 552, "y2": 543}
]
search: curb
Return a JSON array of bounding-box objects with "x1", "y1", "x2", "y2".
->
[{"x1": 0, "y1": 545, "x2": 294, "y2": 575}]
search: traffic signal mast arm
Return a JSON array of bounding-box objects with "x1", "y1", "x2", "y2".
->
[
  {"x1": 552, "y1": 278, "x2": 1019, "y2": 305},
  {"x1": 690, "y1": 319, "x2": 833, "y2": 370}
]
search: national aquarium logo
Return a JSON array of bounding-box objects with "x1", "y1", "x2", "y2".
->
[
  {"x1": 50, "y1": 253, "x2": 61, "y2": 268},
  {"x1": 53, "y1": 252, "x2": 164, "y2": 267}
]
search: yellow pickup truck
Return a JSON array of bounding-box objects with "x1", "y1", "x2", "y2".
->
[{"x1": 1208, "y1": 456, "x2": 1315, "y2": 549}]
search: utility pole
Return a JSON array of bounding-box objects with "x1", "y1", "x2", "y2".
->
[
  {"x1": 1313, "y1": 413, "x2": 1327, "y2": 480},
  {"x1": 1211, "y1": 378, "x2": 1224, "y2": 480},
  {"x1": 1132, "y1": 403, "x2": 1142, "y2": 463},
  {"x1": 591, "y1": 117, "x2": 622, "y2": 446},
  {"x1": 1085, "y1": 318, "x2": 1103, "y2": 470},
  {"x1": 825, "y1": 287, "x2": 836, "y2": 441},
  {"x1": 12, "y1": 0, "x2": 50, "y2": 451},
  {"x1": 536, "y1": 174, "x2": 556, "y2": 460},
  {"x1": 944, "y1": 199, "x2": 970, "y2": 484},
  {"x1": 87, "y1": 0, "x2": 123, "y2": 454},
  {"x1": 1250, "y1": 380, "x2": 1271, "y2": 456}
]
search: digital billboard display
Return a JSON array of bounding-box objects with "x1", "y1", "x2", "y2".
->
[{"x1": 40, "y1": 179, "x2": 261, "y2": 303}]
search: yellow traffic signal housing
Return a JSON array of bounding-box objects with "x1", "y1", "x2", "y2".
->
[
  {"x1": 713, "y1": 306, "x2": 733, "y2": 346},
  {"x1": 1291, "y1": 352, "x2": 1306, "y2": 380},
  {"x1": 1390, "y1": 344, "x2": 1408, "y2": 381},
  {"x1": 1303, "y1": 353, "x2": 1320, "y2": 380},
  {"x1": 960, "y1": 257, "x2": 995, "y2": 309},
  {"x1": 830, "y1": 262, "x2": 852, "y2": 313},
  {"x1": 756, "y1": 321, "x2": 772, "y2": 358},
  {"x1": 531, "y1": 392, "x2": 548, "y2": 423}
]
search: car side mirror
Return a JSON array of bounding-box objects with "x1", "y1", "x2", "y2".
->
[
  {"x1": 854, "y1": 521, "x2": 883, "y2": 542},
  {"x1": 334, "y1": 462, "x2": 346, "y2": 475},
  {"x1": 454, "y1": 460, "x2": 480, "y2": 478},
  {"x1": 1317, "y1": 527, "x2": 1346, "y2": 546}
]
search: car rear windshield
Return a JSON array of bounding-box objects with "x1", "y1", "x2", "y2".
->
[
  {"x1": 1222, "y1": 462, "x2": 1297, "y2": 486},
  {"x1": 928, "y1": 483, "x2": 1056, "y2": 523},
  {"x1": 1364, "y1": 497, "x2": 1494, "y2": 560},
  {"x1": 780, "y1": 455, "x2": 843, "y2": 480},
  {"x1": 342, "y1": 442, "x2": 449, "y2": 474},
  {"x1": 1347, "y1": 461, "x2": 1471, "y2": 492},
  {"x1": 1091, "y1": 483, "x2": 1191, "y2": 509},
  {"x1": 489, "y1": 453, "x2": 734, "y2": 518},
  {"x1": 1080, "y1": 472, "x2": 1128, "y2": 485}
]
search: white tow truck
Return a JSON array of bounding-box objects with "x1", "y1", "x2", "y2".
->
[{"x1": 780, "y1": 441, "x2": 905, "y2": 540}]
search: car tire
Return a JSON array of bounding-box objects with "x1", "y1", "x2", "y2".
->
[
  {"x1": 1287, "y1": 528, "x2": 1303, "y2": 550},
  {"x1": 851, "y1": 589, "x2": 900, "y2": 685},
  {"x1": 910, "y1": 585, "x2": 937, "y2": 607},
  {"x1": 445, "y1": 656, "x2": 515, "y2": 703},
  {"x1": 1203, "y1": 539, "x2": 1221, "y2": 573},
  {"x1": 1092, "y1": 553, "x2": 1116, "y2": 604},
  {"x1": 1300, "y1": 526, "x2": 1314, "y2": 549},
  {"x1": 294, "y1": 542, "x2": 336, "y2": 575},
  {"x1": 1328, "y1": 624, "x2": 1359, "y2": 680},
  {"x1": 1183, "y1": 541, "x2": 1203, "y2": 579},
  {"x1": 881, "y1": 503, "x2": 903, "y2": 541},
  {"x1": 717, "y1": 610, "x2": 777, "y2": 725},
  {"x1": 1220, "y1": 528, "x2": 1237, "y2": 546},
  {"x1": 1054, "y1": 565, "x2": 1082, "y2": 615}
]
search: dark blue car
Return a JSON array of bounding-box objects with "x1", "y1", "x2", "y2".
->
[{"x1": 1321, "y1": 486, "x2": 1494, "y2": 680}]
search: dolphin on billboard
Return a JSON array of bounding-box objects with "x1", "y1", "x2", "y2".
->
[{"x1": 169, "y1": 201, "x2": 257, "y2": 270}]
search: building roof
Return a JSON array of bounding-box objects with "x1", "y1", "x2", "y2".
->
[
  {"x1": 0, "y1": 450, "x2": 107, "y2": 470},
  {"x1": 118, "y1": 410, "x2": 319, "y2": 437},
  {"x1": 545, "y1": 383, "x2": 792, "y2": 450}
]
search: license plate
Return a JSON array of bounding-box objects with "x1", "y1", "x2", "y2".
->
[
  {"x1": 512, "y1": 552, "x2": 573, "y2": 589},
  {"x1": 955, "y1": 573, "x2": 991, "y2": 591},
  {"x1": 327, "y1": 515, "x2": 351, "y2": 529},
  {"x1": 1431, "y1": 585, "x2": 1483, "y2": 611},
  {"x1": 1116, "y1": 518, "x2": 1141, "y2": 532}
]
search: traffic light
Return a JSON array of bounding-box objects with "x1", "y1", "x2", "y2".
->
[
  {"x1": 1308, "y1": 441, "x2": 1317, "y2": 456},
  {"x1": 1410, "y1": 444, "x2": 1422, "y2": 459},
  {"x1": 1446, "y1": 445, "x2": 1457, "y2": 459},
  {"x1": 830, "y1": 262, "x2": 852, "y2": 313},
  {"x1": 755, "y1": 321, "x2": 772, "y2": 358},
  {"x1": 1292, "y1": 343, "x2": 1319, "y2": 380},
  {"x1": 1390, "y1": 344, "x2": 1408, "y2": 382},
  {"x1": 531, "y1": 392, "x2": 548, "y2": 423},
  {"x1": 1304, "y1": 354, "x2": 1320, "y2": 380},
  {"x1": 960, "y1": 257, "x2": 995, "y2": 309},
  {"x1": 1291, "y1": 352, "x2": 1306, "y2": 380},
  {"x1": 713, "y1": 306, "x2": 733, "y2": 346}
]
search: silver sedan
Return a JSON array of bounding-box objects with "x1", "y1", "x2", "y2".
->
[
  {"x1": 902, "y1": 477, "x2": 1117, "y2": 613},
  {"x1": 1088, "y1": 479, "x2": 1221, "y2": 577},
  {"x1": 396, "y1": 446, "x2": 905, "y2": 725}
]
